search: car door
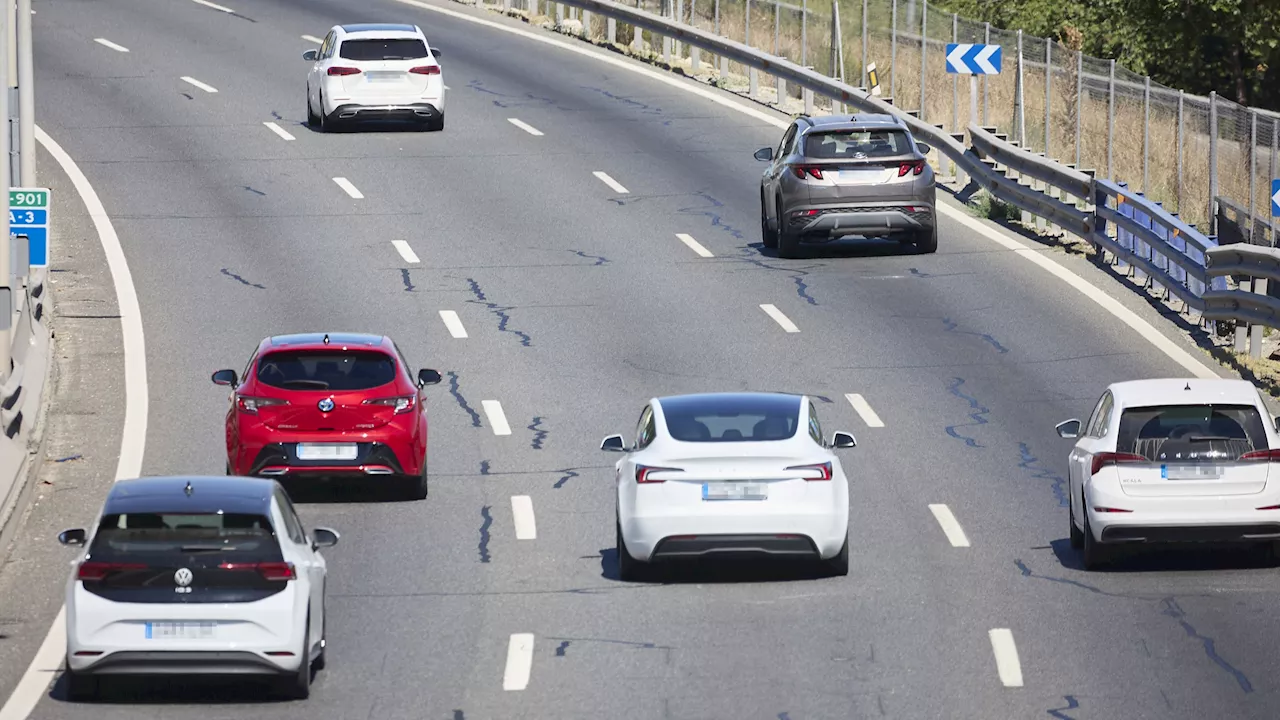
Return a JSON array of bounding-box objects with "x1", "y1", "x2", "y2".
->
[{"x1": 764, "y1": 123, "x2": 799, "y2": 219}]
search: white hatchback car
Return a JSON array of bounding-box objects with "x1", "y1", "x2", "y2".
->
[
  {"x1": 304, "y1": 23, "x2": 445, "y2": 131},
  {"x1": 57, "y1": 476, "x2": 339, "y2": 700},
  {"x1": 1057, "y1": 378, "x2": 1280, "y2": 569},
  {"x1": 601, "y1": 392, "x2": 856, "y2": 580}
]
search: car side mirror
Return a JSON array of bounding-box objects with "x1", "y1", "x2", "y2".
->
[
  {"x1": 58, "y1": 528, "x2": 86, "y2": 546},
  {"x1": 600, "y1": 434, "x2": 628, "y2": 452},
  {"x1": 1056, "y1": 419, "x2": 1082, "y2": 439},
  {"x1": 211, "y1": 369, "x2": 238, "y2": 386},
  {"x1": 431, "y1": 48, "x2": 442, "y2": 57},
  {"x1": 829, "y1": 431, "x2": 857, "y2": 448},
  {"x1": 754, "y1": 147, "x2": 774, "y2": 162},
  {"x1": 916, "y1": 142, "x2": 932, "y2": 155},
  {"x1": 417, "y1": 369, "x2": 442, "y2": 387},
  {"x1": 311, "y1": 527, "x2": 340, "y2": 549},
  {"x1": 302, "y1": 49, "x2": 319, "y2": 61}
]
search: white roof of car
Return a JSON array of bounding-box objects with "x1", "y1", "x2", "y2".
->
[
  {"x1": 1108, "y1": 378, "x2": 1262, "y2": 408},
  {"x1": 337, "y1": 23, "x2": 423, "y2": 40}
]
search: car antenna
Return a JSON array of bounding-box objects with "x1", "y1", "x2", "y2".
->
[
  {"x1": 184, "y1": 480, "x2": 193, "y2": 496},
  {"x1": 1185, "y1": 382, "x2": 1191, "y2": 391},
  {"x1": 323, "y1": 333, "x2": 330, "y2": 345}
]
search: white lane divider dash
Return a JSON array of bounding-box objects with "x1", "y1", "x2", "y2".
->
[
  {"x1": 511, "y1": 496, "x2": 537, "y2": 540},
  {"x1": 192, "y1": 0, "x2": 234, "y2": 12},
  {"x1": 845, "y1": 393, "x2": 885, "y2": 428},
  {"x1": 302, "y1": 34, "x2": 324, "y2": 44},
  {"x1": 759, "y1": 304, "x2": 800, "y2": 333},
  {"x1": 439, "y1": 311, "x2": 468, "y2": 339},
  {"x1": 263, "y1": 122, "x2": 295, "y2": 141},
  {"x1": 180, "y1": 76, "x2": 218, "y2": 93},
  {"x1": 988, "y1": 629, "x2": 1024, "y2": 687},
  {"x1": 332, "y1": 177, "x2": 363, "y2": 199},
  {"x1": 391, "y1": 240, "x2": 420, "y2": 264},
  {"x1": 507, "y1": 118, "x2": 544, "y2": 136},
  {"x1": 928, "y1": 504, "x2": 971, "y2": 548},
  {"x1": 676, "y1": 233, "x2": 714, "y2": 258},
  {"x1": 592, "y1": 171, "x2": 629, "y2": 194},
  {"x1": 94, "y1": 38, "x2": 130, "y2": 53},
  {"x1": 503, "y1": 633, "x2": 535, "y2": 690},
  {"x1": 482, "y1": 400, "x2": 511, "y2": 436}
]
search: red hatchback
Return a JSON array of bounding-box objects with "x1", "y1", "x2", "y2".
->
[{"x1": 212, "y1": 332, "x2": 442, "y2": 499}]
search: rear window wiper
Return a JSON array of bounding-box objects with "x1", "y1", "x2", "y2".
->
[
  {"x1": 180, "y1": 544, "x2": 233, "y2": 553},
  {"x1": 278, "y1": 379, "x2": 329, "y2": 389},
  {"x1": 1186, "y1": 435, "x2": 1235, "y2": 442}
]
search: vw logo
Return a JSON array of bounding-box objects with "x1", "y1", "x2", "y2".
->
[
  {"x1": 174, "y1": 568, "x2": 193, "y2": 587},
  {"x1": 318, "y1": 398, "x2": 335, "y2": 412}
]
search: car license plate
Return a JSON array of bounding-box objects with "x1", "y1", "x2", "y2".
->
[
  {"x1": 366, "y1": 71, "x2": 401, "y2": 82},
  {"x1": 146, "y1": 621, "x2": 216, "y2": 640},
  {"x1": 297, "y1": 443, "x2": 358, "y2": 461},
  {"x1": 834, "y1": 169, "x2": 886, "y2": 184},
  {"x1": 1162, "y1": 464, "x2": 1224, "y2": 480},
  {"x1": 702, "y1": 482, "x2": 767, "y2": 501}
]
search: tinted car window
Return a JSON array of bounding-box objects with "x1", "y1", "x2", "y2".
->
[
  {"x1": 661, "y1": 395, "x2": 801, "y2": 443},
  {"x1": 256, "y1": 350, "x2": 397, "y2": 391},
  {"x1": 89, "y1": 512, "x2": 283, "y2": 564},
  {"x1": 1117, "y1": 404, "x2": 1268, "y2": 462},
  {"x1": 339, "y1": 38, "x2": 429, "y2": 60},
  {"x1": 805, "y1": 129, "x2": 912, "y2": 159}
]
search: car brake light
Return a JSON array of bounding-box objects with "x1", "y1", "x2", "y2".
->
[
  {"x1": 791, "y1": 165, "x2": 823, "y2": 180},
  {"x1": 237, "y1": 396, "x2": 289, "y2": 414},
  {"x1": 409, "y1": 65, "x2": 441, "y2": 75},
  {"x1": 898, "y1": 160, "x2": 926, "y2": 177},
  {"x1": 1241, "y1": 449, "x2": 1280, "y2": 461},
  {"x1": 328, "y1": 66, "x2": 361, "y2": 76},
  {"x1": 364, "y1": 395, "x2": 416, "y2": 414},
  {"x1": 1258, "y1": 504, "x2": 1280, "y2": 510},
  {"x1": 77, "y1": 561, "x2": 146, "y2": 582},
  {"x1": 220, "y1": 561, "x2": 296, "y2": 581},
  {"x1": 635, "y1": 465, "x2": 681, "y2": 483},
  {"x1": 1092, "y1": 506, "x2": 1133, "y2": 513},
  {"x1": 785, "y1": 461, "x2": 833, "y2": 481},
  {"x1": 1090, "y1": 452, "x2": 1147, "y2": 475}
]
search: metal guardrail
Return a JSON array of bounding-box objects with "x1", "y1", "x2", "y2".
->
[{"x1": 0, "y1": 266, "x2": 51, "y2": 533}]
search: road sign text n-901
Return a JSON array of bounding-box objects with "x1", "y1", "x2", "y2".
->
[
  {"x1": 945, "y1": 43, "x2": 1002, "y2": 75},
  {"x1": 1271, "y1": 179, "x2": 1279, "y2": 217},
  {"x1": 9, "y1": 186, "x2": 51, "y2": 268}
]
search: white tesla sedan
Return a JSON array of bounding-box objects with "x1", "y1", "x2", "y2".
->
[
  {"x1": 601, "y1": 392, "x2": 856, "y2": 580},
  {"x1": 1057, "y1": 378, "x2": 1280, "y2": 570},
  {"x1": 57, "y1": 476, "x2": 339, "y2": 700},
  {"x1": 304, "y1": 23, "x2": 445, "y2": 131}
]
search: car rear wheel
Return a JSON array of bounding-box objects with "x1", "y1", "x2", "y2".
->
[
  {"x1": 64, "y1": 667, "x2": 98, "y2": 702},
  {"x1": 760, "y1": 195, "x2": 778, "y2": 249},
  {"x1": 1081, "y1": 509, "x2": 1110, "y2": 570},
  {"x1": 824, "y1": 534, "x2": 850, "y2": 577},
  {"x1": 425, "y1": 114, "x2": 444, "y2": 132},
  {"x1": 404, "y1": 460, "x2": 428, "y2": 500},
  {"x1": 915, "y1": 225, "x2": 938, "y2": 254},
  {"x1": 1068, "y1": 499, "x2": 1084, "y2": 550},
  {"x1": 280, "y1": 610, "x2": 312, "y2": 699},
  {"x1": 777, "y1": 229, "x2": 802, "y2": 259},
  {"x1": 306, "y1": 89, "x2": 319, "y2": 127},
  {"x1": 616, "y1": 519, "x2": 644, "y2": 581}
]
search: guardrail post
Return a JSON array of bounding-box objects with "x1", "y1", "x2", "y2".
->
[
  {"x1": 1116, "y1": 183, "x2": 1132, "y2": 273},
  {"x1": 1152, "y1": 204, "x2": 1169, "y2": 299},
  {"x1": 1209, "y1": 90, "x2": 1218, "y2": 236},
  {"x1": 674, "y1": 0, "x2": 682, "y2": 55},
  {"x1": 918, "y1": 0, "x2": 927, "y2": 120},
  {"x1": 1251, "y1": 278, "x2": 1266, "y2": 358},
  {"x1": 1107, "y1": 59, "x2": 1115, "y2": 180},
  {"x1": 607, "y1": 16, "x2": 616, "y2": 43},
  {"x1": 690, "y1": 0, "x2": 699, "y2": 71}
]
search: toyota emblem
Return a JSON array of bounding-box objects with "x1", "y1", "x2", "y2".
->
[
  {"x1": 318, "y1": 398, "x2": 335, "y2": 412},
  {"x1": 174, "y1": 568, "x2": 193, "y2": 587}
]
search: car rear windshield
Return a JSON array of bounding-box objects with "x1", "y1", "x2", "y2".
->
[
  {"x1": 339, "y1": 38, "x2": 429, "y2": 61},
  {"x1": 256, "y1": 350, "x2": 397, "y2": 391},
  {"x1": 1117, "y1": 404, "x2": 1269, "y2": 462},
  {"x1": 804, "y1": 129, "x2": 913, "y2": 159},
  {"x1": 88, "y1": 512, "x2": 283, "y2": 564},
  {"x1": 661, "y1": 395, "x2": 801, "y2": 442}
]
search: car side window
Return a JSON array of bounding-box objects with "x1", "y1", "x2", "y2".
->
[
  {"x1": 1094, "y1": 392, "x2": 1115, "y2": 437},
  {"x1": 807, "y1": 401, "x2": 823, "y2": 445},
  {"x1": 274, "y1": 488, "x2": 306, "y2": 545},
  {"x1": 321, "y1": 32, "x2": 336, "y2": 60},
  {"x1": 1083, "y1": 393, "x2": 1106, "y2": 437},
  {"x1": 635, "y1": 405, "x2": 656, "y2": 450},
  {"x1": 240, "y1": 349, "x2": 257, "y2": 387},
  {"x1": 776, "y1": 124, "x2": 797, "y2": 161}
]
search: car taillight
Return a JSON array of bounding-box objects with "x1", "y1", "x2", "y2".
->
[
  {"x1": 220, "y1": 561, "x2": 296, "y2": 581},
  {"x1": 898, "y1": 160, "x2": 926, "y2": 177},
  {"x1": 328, "y1": 66, "x2": 361, "y2": 76},
  {"x1": 1090, "y1": 452, "x2": 1147, "y2": 475},
  {"x1": 409, "y1": 65, "x2": 441, "y2": 75},
  {"x1": 237, "y1": 396, "x2": 289, "y2": 414},
  {"x1": 635, "y1": 465, "x2": 681, "y2": 483},
  {"x1": 785, "y1": 461, "x2": 833, "y2": 481},
  {"x1": 791, "y1": 165, "x2": 823, "y2": 180},
  {"x1": 364, "y1": 395, "x2": 416, "y2": 414},
  {"x1": 77, "y1": 561, "x2": 146, "y2": 582},
  {"x1": 1240, "y1": 449, "x2": 1280, "y2": 461}
]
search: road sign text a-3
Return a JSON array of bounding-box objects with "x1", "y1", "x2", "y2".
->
[
  {"x1": 9, "y1": 186, "x2": 51, "y2": 268},
  {"x1": 945, "y1": 43, "x2": 1002, "y2": 75}
]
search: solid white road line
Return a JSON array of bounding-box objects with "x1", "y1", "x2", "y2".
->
[
  {"x1": 0, "y1": 128, "x2": 150, "y2": 720},
  {"x1": 93, "y1": 38, "x2": 129, "y2": 52},
  {"x1": 179, "y1": 76, "x2": 218, "y2": 93},
  {"x1": 503, "y1": 633, "x2": 535, "y2": 690},
  {"x1": 439, "y1": 311, "x2": 468, "y2": 338},
  {"x1": 332, "y1": 177, "x2": 363, "y2": 199},
  {"x1": 263, "y1": 122, "x2": 295, "y2": 141},
  {"x1": 676, "y1": 233, "x2": 714, "y2": 258},
  {"x1": 927, "y1": 504, "x2": 971, "y2": 548},
  {"x1": 391, "y1": 240, "x2": 420, "y2": 264},
  {"x1": 845, "y1": 393, "x2": 884, "y2": 428},
  {"x1": 191, "y1": 0, "x2": 234, "y2": 12},
  {"x1": 511, "y1": 496, "x2": 537, "y2": 539},
  {"x1": 302, "y1": 34, "x2": 324, "y2": 44},
  {"x1": 592, "y1": 171, "x2": 629, "y2": 194},
  {"x1": 482, "y1": 400, "x2": 511, "y2": 436},
  {"x1": 988, "y1": 629, "x2": 1024, "y2": 687},
  {"x1": 760, "y1": 304, "x2": 800, "y2": 333},
  {"x1": 507, "y1": 118, "x2": 544, "y2": 136}
]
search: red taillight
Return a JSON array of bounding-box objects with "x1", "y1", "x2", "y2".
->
[
  {"x1": 791, "y1": 165, "x2": 823, "y2": 180},
  {"x1": 898, "y1": 160, "x2": 926, "y2": 177},
  {"x1": 1090, "y1": 452, "x2": 1147, "y2": 475},
  {"x1": 635, "y1": 465, "x2": 681, "y2": 484},
  {"x1": 77, "y1": 561, "x2": 146, "y2": 582},
  {"x1": 327, "y1": 66, "x2": 361, "y2": 76},
  {"x1": 785, "y1": 461, "x2": 833, "y2": 481},
  {"x1": 237, "y1": 396, "x2": 288, "y2": 414},
  {"x1": 409, "y1": 65, "x2": 441, "y2": 75},
  {"x1": 1092, "y1": 506, "x2": 1133, "y2": 513},
  {"x1": 364, "y1": 395, "x2": 416, "y2": 414},
  {"x1": 1241, "y1": 449, "x2": 1280, "y2": 461},
  {"x1": 1258, "y1": 504, "x2": 1280, "y2": 510},
  {"x1": 219, "y1": 561, "x2": 296, "y2": 581}
]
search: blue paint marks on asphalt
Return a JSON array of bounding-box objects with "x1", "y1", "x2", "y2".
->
[
  {"x1": 941, "y1": 317, "x2": 1009, "y2": 354},
  {"x1": 1160, "y1": 597, "x2": 1253, "y2": 693},
  {"x1": 1047, "y1": 696, "x2": 1080, "y2": 719},
  {"x1": 676, "y1": 191, "x2": 746, "y2": 241},
  {"x1": 1015, "y1": 559, "x2": 1124, "y2": 598},
  {"x1": 465, "y1": 78, "x2": 556, "y2": 109},
  {"x1": 446, "y1": 371, "x2": 483, "y2": 428},
  {"x1": 945, "y1": 377, "x2": 990, "y2": 448},
  {"x1": 579, "y1": 86, "x2": 673, "y2": 125},
  {"x1": 478, "y1": 506, "x2": 493, "y2": 563},
  {"x1": 479, "y1": 460, "x2": 491, "y2": 476},
  {"x1": 568, "y1": 249, "x2": 609, "y2": 266},
  {"x1": 1017, "y1": 442, "x2": 1069, "y2": 507},
  {"x1": 528, "y1": 417, "x2": 547, "y2": 450},
  {"x1": 553, "y1": 468, "x2": 580, "y2": 489},
  {"x1": 464, "y1": 277, "x2": 532, "y2": 347},
  {"x1": 555, "y1": 641, "x2": 570, "y2": 657}
]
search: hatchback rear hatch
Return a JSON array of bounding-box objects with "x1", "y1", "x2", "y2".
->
[
  {"x1": 794, "y1": 127, "x2": 925, "y2": 204},
  {"x1": 250, "y1": 349, "x2": 407, "y2": 433},
  {"x1": 332, "y1": 37, "x2": 439, "y2": 100}
]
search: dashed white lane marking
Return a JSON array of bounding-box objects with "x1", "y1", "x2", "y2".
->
[
  {"x1": 180, "y1": 76, "x2": 218, "y2": 93},
  {"x1": 759, "y1": 304, "x2": 800, "y2": 333},
  {"x1": 676, "y1": 233, "x2": 714, "y2": 258},
  {"x1": 332, "y1": 177, "x2": 363, "y2": 199},
  {"x1": 511, "y1": 496, "x2": 537, "y2": 539},
  {"x1": 927, "y1": 504, "x2": 971, "y2": 548},
  {"x1": 592, "y1": 171, "x2": 629, "y2": 194},
  {"x1": 439, "y1": 311, "x2": 468, "y2": 338},
  {"x1": 989, "y1": 629, "x2": 1024, "y2": 687},
  {"x1": 263, "y1": 122, "x2": 295, "y2": 141},
  {"x1": 845, "y1": 393, "x2": 884, "y2": 428},
  {"x1": 503, "y1": 633, "x2": 534, "y2": 690},
  {"x1": 302, "y1": 34, "x2": 324, "y2": 44},
  {"x1": 391, "y1": 240, "x2": 420, "y2": 264},
  {"x1": 507, "y1": 118, "x2": 544, "y2": 136},
  {"x1": 192, "y1": 0, "x2": 234, "y2": 12},
  {"x1": 482, "y1": 400, "x2": 511, "y2": 436},
  {"x1": 93, "y1": 38, "x2": 129, "y2": 52}
]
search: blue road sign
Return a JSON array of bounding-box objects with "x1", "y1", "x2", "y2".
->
[
  {"x1": 10, "y1": 187, "x2": 50, "y2": 268},
  {"x1": 1272, "y1": 179, "x2": 1280, "y2": 217},
  {"x1": 945, "y1": 43, "x2": 1003, "y2": 75}
]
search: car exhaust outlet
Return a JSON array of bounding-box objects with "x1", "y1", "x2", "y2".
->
[
  {"x1": 362, "y1": 466, "x2": 394, "y2": 475},
  {"x1": 259, "y1": 468, "x2": 287, "y2": 476}
]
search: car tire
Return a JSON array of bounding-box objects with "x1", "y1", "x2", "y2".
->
[
  {"x1": 281, "y1": 610, "x2": 312, "y2": 699},
  {"x1": 1068, "y1": 499, "x2": 1084, "y2": 550},
  {"x1": 318, "y1": 93, "x2": 333, "y2": 133},
  {"x1": 313, "y1": 596, "x2": 327, "y2": 671},
  {"x1": 426, "y1": 114, "x2": 444, "y2": 132},
  {"x1": 1081, "y1": 509, "x2": 1110, "y2": 571},
  {"x1": 777, "y1": 229, "x2": 802, "y2": 259},
  {"x1": 64, "y1": 667, "x2": 98, "y2": 702},
  {"x1": 406, "y1": 460, "x2": 428, "y2": 500},
  {"x1": 306, "y1": 89, "x2": 319, "y2": 127},
  {"x1": 915, "y1": 225, "x2": 938, "y2": 254},
  {"x1": 616, "y1": 519, "x2": 643, "y2": 582},
  {"x1": 825, "y1": 534, "x2": 850, "y2": 577},
  {"x1": 760, "y1": 194, "x2": 778, "y2": 249}
]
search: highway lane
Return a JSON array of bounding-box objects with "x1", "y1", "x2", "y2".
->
[{"x1": 2, "y1": 0, "x2": 1279, "y2": 717}]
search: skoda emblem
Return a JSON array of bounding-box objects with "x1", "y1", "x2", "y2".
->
[
  {"x1": 318, "y1": 398, "x2": 335, "y2": 412},
  {"x1": 174, "y1": 568, "x2": 193, "y2": 587}
]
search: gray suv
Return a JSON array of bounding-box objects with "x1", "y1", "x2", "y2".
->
[{"x1": 755, "y1": 113, "x2": 937, "y2": 258}]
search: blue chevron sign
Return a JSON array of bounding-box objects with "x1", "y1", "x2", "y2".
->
[{"x1": 945, "y1": 43, "x2": 1002, "y2": 74}]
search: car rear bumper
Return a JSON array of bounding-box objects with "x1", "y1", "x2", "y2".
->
[
  {"x1": 247, "y1": 441, "x2": 412, "y2": 478},
  {"x1": 328, "y1": 102, "x2": 441, "y2": 122},
  {"x1": 1087, "y1": 488, "x2": 1280, "y2": 544},
  {"x1": 785, "y1": 205, "x2": 934, "y2": 239},
  {"x1": 623, "y1": 512, "x2": 847, "y2": 561},
  {"x1": 68, "y1": 650, "x2": 298, "y2": 676}
]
